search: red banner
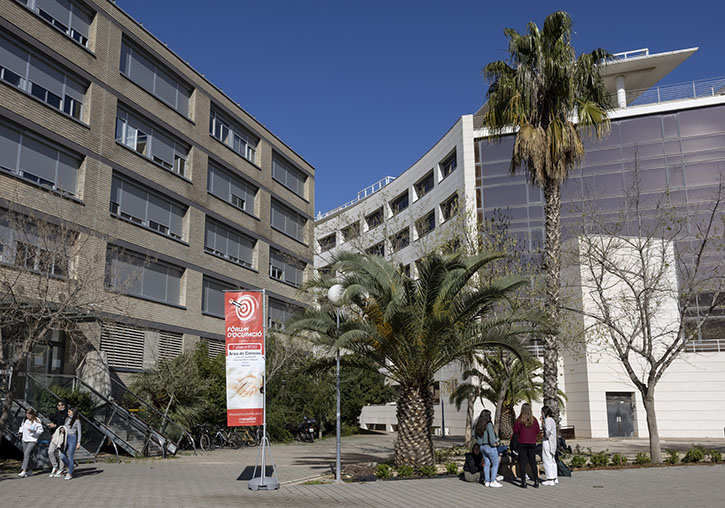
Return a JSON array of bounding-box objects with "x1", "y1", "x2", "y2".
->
[{"x1": 225, "y1": 291, "x2": 265, "y2": 426}]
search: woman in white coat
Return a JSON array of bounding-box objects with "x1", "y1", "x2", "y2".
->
[
  {"x1": 18, "y1": 408, "x2": 43, "y2": 477},
  {"x1": 540, "y1": 405, "x2": 558, "y2": 486}
]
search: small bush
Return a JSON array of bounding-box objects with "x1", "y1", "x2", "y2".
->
[
  {"x1": 665, "y1": 449, "x2": 679, "y2": 464},
  {"x1": 610, "y1": 453, "x2": 628, "y2": 466},
  {"x1": 683, "y1": 445, "x2": 706, "y2": 463},
  {"x1": 634, "y1": 452, "x2": 651, "y2": 465},
  {"x1": 446, "y1": 462, "x2": 459, "y2": 475},
  {"x1": 709, "y1": 449, "x2": 722, "y2": 463},
  {"x1": 418, "y1": 465, "x2": 437, "y2": 477},
  {"x1": 397, "y1": 465, "x2": 414, "y2": 477},
  {"x1": 569, "y1": 455, "x2": 587, "y2": 469},
  {"x1": 589, "y1": 452, "x2": 609, "y2": 467},
  {"x1": 375, "y1": 463, "x2": 392, "y2": 480}
]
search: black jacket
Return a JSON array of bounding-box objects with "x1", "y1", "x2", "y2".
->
[
  {"x1": 50, "y1": 408, "x2": 68, "y2": 428},
  {"x1": 463, "y1": 452, "x2": 483, "y2": 474}
]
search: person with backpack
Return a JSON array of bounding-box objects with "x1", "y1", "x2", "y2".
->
[
  {"x1": 540, "y1": 405, "x2": 558, "y2": 486},
  {"x1": 17, "y1": 408, "x2": 43, "y2": 477},
  {"x1": 474, "y1": 409, "x2": 505, "y2": 488},
  {"x1": 513, "y1": 403, "x2": 540, "y2": 488}
]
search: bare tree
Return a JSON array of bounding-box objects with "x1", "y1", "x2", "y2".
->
[
  {"x1": 563, "y1": 163, "x2": 725, "y2": 463},
  {"x1": 0, "y1": 206, "x2": 130, "y2": 427}
]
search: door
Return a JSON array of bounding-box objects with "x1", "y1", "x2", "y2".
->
[{"x1": 606, "y1": 392, "x2": 635, "y2": 437}]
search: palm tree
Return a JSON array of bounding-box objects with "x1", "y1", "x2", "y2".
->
[
  {"x1": 287, "y1": 251, "x2": 538, "y2": 467},
  {"x1": 482, "y1": 10, "x2": 611, "y2": 417}
]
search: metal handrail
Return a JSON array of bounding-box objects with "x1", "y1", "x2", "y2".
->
[
  {"x1": 316, "y1": 175, "x2": 396, "y2": 220},
  {"x1": 611, "y1": 76, "x2": 725, "y2": 108}
]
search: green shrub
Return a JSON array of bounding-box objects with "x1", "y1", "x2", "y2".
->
[
  {"x1": 634, "y1": 452, "x2": 651, "y2": 465},
  {"x1": 665, "y1": 449, "x2": 679, "y2": 464},
  {"x1": 683, "y1": 445, "x2": 706, "y2": 463},
  {"x1": 610, "y1": 453, "x2": 628, "y2": 466},
  {"x1": 397, "y1": 465, "x2": 414, "y2": 477},
  {"x1": 569, "y1": 455, "x2": 587, "y2": 468},
  {"x1": 709, "y1": 449, "x2": 722, "y2": 463},
  {"x1": 446, "y1": 462, "x2": 459, "y2": 475},
  {"x1": 589, "y1": 452, "x2": 609, "y2": 467},
  {"x1": 375, "y1": 463, "x2": 392, "y2": 480},
  {"x1": 417, "y1": 465, "x2": 437, "y2": 477}
]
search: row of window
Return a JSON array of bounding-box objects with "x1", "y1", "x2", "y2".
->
[
  {"x1": 0, "y1": 32, "x2": 86, "y2": 120},
  {"x1": 319, "y1": 193, "x2": 459, "y2": 253},
  {"x1": 388, "y1": 152, "x2": 457, "y2": 218},
  {"x1": 17, "y1": 0, "x2": 92, "y2": 48}
]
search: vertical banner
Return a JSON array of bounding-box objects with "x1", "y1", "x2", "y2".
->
[{"x1": 225, "y1": 291, "x2": 265, "y2": 426}]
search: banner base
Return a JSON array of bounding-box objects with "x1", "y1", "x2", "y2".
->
[{"x1": 248, "y1": 476, "x2": 280, "y2": 491}]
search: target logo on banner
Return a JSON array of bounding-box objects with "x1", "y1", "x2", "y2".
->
[{"x1": 230, "y1": 294, "x2": 258, "y2": 322}]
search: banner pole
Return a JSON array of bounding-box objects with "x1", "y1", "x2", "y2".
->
[{"x1": 260, "y1": 289, "x2": 267, "y2": 487}]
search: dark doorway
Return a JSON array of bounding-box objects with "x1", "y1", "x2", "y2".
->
[{"x1": 606, "y1": 392, "x2": 635, "y2": 437}]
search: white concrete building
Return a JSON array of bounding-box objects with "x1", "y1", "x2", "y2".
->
[{"x1": 315, "y1": 47, "x2": 725, "y2": 438}]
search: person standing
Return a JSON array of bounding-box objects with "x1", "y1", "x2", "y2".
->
[
  {"x1": 47, "y1": 400, "x2": 68, "y2": 477},
  {"x1": 462, "y1": 443, "x2": 484, "y2": 483},
  {"x1": 474, "y1": 409, "x2": 504, "y2": 488},
  {"x1": 59, "y1": 407, "x2": 82, "y2": 480},
  {"x1": 541, "y1": 405, "x2": 558, "y2": 486},
  {"x1": 513, "y1": 403, "x2": 540, "y2": 488},
  {"x1": 18, "y1": 408, "x2": 43, "y2": 477}
]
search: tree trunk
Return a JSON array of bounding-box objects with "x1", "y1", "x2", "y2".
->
[
  {"x1": 643, "y1": 391, "x2": 662, "y2": 463},
  {"x1": 464, "y1": 391, "x2": 475, "y2": 446},
  {"x1": 499, "y1": 405, "x2": 516, "y2": 440},
  {"x1": 394, "y1": 384, "x2": 435, "y2": 467},
  {"x1": 542, "y1": 177, "x2": 562, "y2": 419}
]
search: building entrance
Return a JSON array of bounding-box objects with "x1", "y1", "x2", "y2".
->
[{"x1": 606, "y1": 392, "x2": 635, "y2": 437}]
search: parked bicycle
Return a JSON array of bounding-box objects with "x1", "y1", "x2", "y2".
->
[{"x1": 196, "y1": 424, "x2": 243, "y2": 451}]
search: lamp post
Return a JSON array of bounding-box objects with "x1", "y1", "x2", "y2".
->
[{"x1": 327, "y1": 283, "x2": 344, "y2": 483}]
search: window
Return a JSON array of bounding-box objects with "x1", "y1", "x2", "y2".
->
[
  {"x1": 0, "y1": 215, "x2": 72, "y2": 277},
  {"x1": 17, "y1": 0, "x2": 93, "y2": 47},
  {"x1": 0, "y1": 33, "x2": 88, "y2": 120},
  {"x1": 209, "y1": 109, "x2": 258, "y2": 163},
  {"x1": 204, "y1": 217, "x2": 255, "y2": 268},
  {"x1": 416, "y1": 210, "x2": 435, "y2": 238},
  {"x1": 110, "y1": 175, "x2": 186, "y2": 240},
  {"x1": 366, "y1": 241, "x2": 385, "y2": 257},
  {"x1": 158, "y1": 331, "x2": 183, "y2": 363},
  {"x1": 100, "y1": 323, "x2": 145, "y2": 370},
  {"x1": 341, "y1": 222, "x2": 360, "y2": 242},
  {"x1": 105, "y1": 247, "x2": 183, "y2": 305},
  {"x1": 115, "y1": 107, "x2": 189, "y2": 176},
  {"x1": 440, "y1": 151, "x2": 457, "y2": 179},
  {"x1": 318, "y1": 233, "x2": 336, "y2": 252},
  {"x1": 365, "y1": 207, "x2": 383, "y2": 230},
  {"x1": 440, "y1": 193, "x2": 459, "y2": 222},
  {"x1": 0, "y1": 120, "x2": 81, "y2": 195},
  {"x1": 202, "y1": 276, "x2": 237, "y2": 318},
  {"x1": 270, "y1": 199, "x2": 307, "y2": 243},
  {"x1": 269, "y1": 248, "x2": 305, "y2": 287},
  {"x1": 390, "y1": 191, "x2": 409, "y2": 216},
  {"x1": 202, "y1": 337, "x2": 225, "y2": 359},
  {"x1": 390, "y1": 228, "x2": 410, "y2": 252},
  {"x1": 268, "y1": 297, "x2": 302, "y2": 330},
  {"x1": 272, "y1": 152, "x2": 306, "y2": 198},
  {"x1": 415, "y1": 171, "x2": 434, "y2": 199},
  {"x1": 207, "y1": 162, "x2": 257, "y2": 214},
  {"x1": 120, "y1": 38, "x2": 192, "y2": 116}
]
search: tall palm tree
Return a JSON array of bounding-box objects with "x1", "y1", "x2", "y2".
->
[
  {"x1": 287, "y1": 251, "x2": 538, "y2": 467},
  {"x1": 482, "y1": 10, "x2": 611, "y2": 417}
]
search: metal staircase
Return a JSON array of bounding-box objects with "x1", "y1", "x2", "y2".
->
[{"x1": 5, "y1": 374, "x2": 194, "y2": 460}]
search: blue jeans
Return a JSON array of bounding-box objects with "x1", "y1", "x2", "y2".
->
[
  {"x1": 60, "y1": 434, "x2": 77, "y2": 475},
  {"x1": 481, "y1": 444, "x2": 500, "y2": 483}
]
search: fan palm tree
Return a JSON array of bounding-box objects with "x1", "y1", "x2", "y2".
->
[
  {"x1": 287, "y1": 251, "x2": 539, "y2": 467},
  {"x1": 482, "y1": 10, "x2": 611, "y2": 416}
]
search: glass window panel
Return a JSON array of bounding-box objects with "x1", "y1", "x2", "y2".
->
[
  {"x1": 37, "y1": 0, "x2": 71, "y2": 24},
  {"x1": 231, "y1": 177, "x2": 251, "y2": 203},
  {"x1": 119, "y1": 41, "x2": 130, "y2": 75},
  {"x1": 154, "y1": 67, "x2": 177, "y2": 107},
  {"x1": 679, "y1": 105, "x2": 725, "y2": 138},
  {"x1": 681, "y1": 134, "x2": 725, "y2": 154},
  {"x1": 170, "y1": 204, "x2": 184, "y2": 236},
  {"x1": 165, "y1": 266, "x2": 181, "y2": 304},
  {"x1": 0, "y1": 122, "x2": 21, "y2": 170},
  {"x1": 69, "y1": 5, "x2": 92, "y2": 38},
  {"x1": 64, "y1": 74, "x2": 86, "y2": 103},
  {"x1": 685, "y1": 162, "x2": 721, "y2": 187},
  {"x1": 0, "y1": 35, "x2": 29, "y2": 77},
  {"x1": 119, "y1": 180, "x2": 147, "y2": 219},
  {"x1": 586, "y1": 147, "x2": 622, "y2": 166},
  {"x1": 142, "y1": 263, "x2": 168, "y2": 301},
  {"x1": 151, "y1": 129, "x2": 174, "y2": 167},
  {"x1": 619, "y1": 116, "x2": 663, "y2": 144},
  {"x1": 593, "y1": 172, "x2": 624, "y2": 197},
  {"x1": 56, "y1": 151, "x2": 78, "y2": 194},
  {"x1": 28, "y1": 57, "x2": 64, "y2": 97},
  {"x1": 129, "y1": 47, "x2": 156, "y2": 92},
  {"x1": 176, "y1": 85, "x2": 190, "y2": 117},
  {"x1": 479, "y1": 137, "x2": 514, "y2": 162},
  {"x1": 662, "y1": 114, "x2": 679, "y2": 140},
  {"x1": 146, "y1": 193, "x2": 170, "y2": 227},
  {"x1": 208, "y1": 164, "x2": 229, "y2": 198},
  {"x1": 483, "y1": 184, "x2": 527, "y2": 208},
  {"x1": 238, "y1": 235, "x2": 254, "y2": 264},
  {"x1": 203, "y1": 221, "x2": 215, "y2": 251},
  {"x1": 19, "y1": 135, "x2": 57, "y2": 183}
]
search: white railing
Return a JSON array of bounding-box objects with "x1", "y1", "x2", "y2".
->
[
  {"x1": 316, "y1": 175, "x2": 396, "y2": 220},
  {"x1": 609, "y1": 48, "x2": 650, "y2": 61},
  {"x1": 611, "y1": 76, "x2": 725, "y2": 109}
]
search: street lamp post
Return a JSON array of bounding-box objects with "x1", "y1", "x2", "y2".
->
[{"x1": 327, "y1": 284, "x2": 344, "y2": 483}]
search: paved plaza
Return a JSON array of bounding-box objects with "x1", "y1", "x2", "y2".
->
[{"x1": 2, "y1": 434, "x2": 725, "y2": 507}]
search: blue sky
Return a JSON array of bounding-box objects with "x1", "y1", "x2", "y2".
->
[{"x1": 117, "y1": 0, "x2": 723, "y2": 216}]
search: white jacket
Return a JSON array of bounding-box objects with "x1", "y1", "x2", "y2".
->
[
  {"x1": 51, "y1": 426, "x2": 67, "y2": 449},
  {"x1": 19, "y1": 418, "x2": 43, "y2": 443}
]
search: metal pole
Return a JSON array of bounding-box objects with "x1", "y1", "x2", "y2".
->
[
  {"x1": 335, "y1": 309, "x2": 341, "y2": 483},
  {"x1": 440, "y1": 387, "x2": 445, "y2": 439},
  {"x1": 260, "y1": 289, "x2": 267, "y2": 487}
]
